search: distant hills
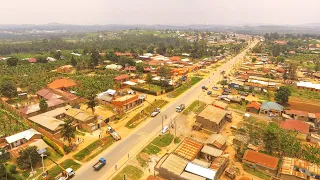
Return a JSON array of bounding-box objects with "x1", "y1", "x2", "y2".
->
[{"x1": 0, "y1": 23, "x2": 319, "y2": 34}]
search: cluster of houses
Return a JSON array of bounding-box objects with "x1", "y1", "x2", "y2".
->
[{"x1": 155, "y1": 136, "x2": 229, "y2": 180}]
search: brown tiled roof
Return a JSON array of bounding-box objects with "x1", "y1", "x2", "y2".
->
[
  {"x1": 124, "y1": 66, "x2": 136, "y2": 71},
  {"x1": 48, "y1": 78, "x2": 77, "y2": 89},
  {"x1": 113, "y1": 74, "x2": 130, "y2": 81},
  {"x1": 246, "y1": 102, "x2": 261, "y2": 110},
  {"x1": 243, "y1": 150, "x2": 279, "y2": 170},
  {"x1": 174, "y1": 138, "x2": 203, "y2": 161},
  {"x1": 280, "y1": 119, "x2": 310, "y2": 134}
]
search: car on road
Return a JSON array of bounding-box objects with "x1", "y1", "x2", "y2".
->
[
  {"x1": 202, "y1": 86, "x2": 208, "y2": 90},
  {"x1": 161, "y1": 126, "x2": 169, "y2": 134},
  {"x1": 176, "y1": 104, "x2": 185, "y2": 112},
  {"x1": 212, "y1": 86, "x2": 219, "y2": 91},
  {"x1": 207, "y1": 91, "x2": 212, "y2": 95},
  {"x1": 93, "y1": 158, "x2": 106, "y2": 171},
  {"x1": 151, "y1": 111, "x2": 160, "y2": 117}
]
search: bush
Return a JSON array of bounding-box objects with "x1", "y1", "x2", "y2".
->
[
  {"x1": 43, "y1": 137, "x2": 64, "y2": 156},
  {"x1": 165, "y1": 86, "x2": 174, "y2": 92},
  {"x1": 22, "y1": 171, "x2": 30, "y2": 178},
  {"x1": 9, "y1": 165, "x2": 17, "y2": 174},
  {"x1": 130, "y1": 86, "x2": 157, "y2": 95},
  {"x1": 63, "y1": 145, "x2": 71, "y2": 154},
  {"x1": 73, "y1": 140, "x2": 102, "y2": 161}
]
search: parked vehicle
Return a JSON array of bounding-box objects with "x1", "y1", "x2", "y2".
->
[
  {"x1": 151, "y1": 111, "x2": 160, "y2": 117},
  {"x1": 106, "y1": 126, "x2": 121, "y2": 141},
  {"x1": 176, "y1": 104, "x2": 185, "y2": 112},
  {"x1": 207, "y1": 91, "x2": 212, "y2": 95},
  {"x1": 56, "y1": 168, "x2": 75, "y2": 180},
  {"x1": 161, "y1": 126, "x2": 169, "y2": 134},
  {"x1": 181, "y1": 75, "x2": 187, "y2": 81},
  {"x1": 93, "y1": 158, "x2": 106, "y2": 171},
  {"x1": 269, "y1": 113, "x2": 277, "y2": 117},
  {"x1": 212, "y1": 86, "x2": 219, "y2": 91},
  {"x1": 202, "y1": 86, "x2": 208, "y2": 90}
]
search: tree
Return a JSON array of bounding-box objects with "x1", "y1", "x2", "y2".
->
[
  {"x1": 146, "y1": 73, "x2": 153, "y2": 84},
  {"x1": 6, "y1": 57, "x2": 18, "y2": 67},
  {"x1": 36, "y1": 56, "x2": 47, "y2": 63},
  {"x1": 59, "y1": 119, "x2": 75, "y2": 146},
  {"x1": 287, "y1": 63, "x2": 297, "y2": 80},
  {"x1": 17, "y1": 146, "x2": 41, "y2": 170},
  {"x1": 88, "y1": 49, "x2": 100, "y2": 68},
  {"x1": 158, "y1": 66, "x2": 170, "y2": 80},
  {"x1": 39, "y1": 98, "x2": 48, "y2": 112},
  {"x1": 251, "y1": 57, "x2": 257, "y2": 63},
  {"x1": 136, "y1": 63, "x2": 144, "y2": 73},
  {"x1": 71, "y1": 56, "x2": 77, "y2": 67},
  {"x1": 53, "y1": 51, "x2": 62, "y2": 60},
  {"x1": 274, "y1": 86, "x2": 291, "y2": 104},
  {"x1": 0, "y1": 80, "x2": 17, "y2": 99},
  {"x1": 86, "y1": 94, "x2": 98, "y2": 114}
]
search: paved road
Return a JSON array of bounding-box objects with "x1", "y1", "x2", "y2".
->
[{"x1": 73, "y1": 40, "x2": 258, "y2": 180}]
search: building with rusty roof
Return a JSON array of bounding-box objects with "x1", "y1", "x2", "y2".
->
[
  {"x1": 174, "y1": 137, "x2": 203, "y2": 161},
  {"x1": 242, "y1": 150, "x2": 279, "y2": 175}
]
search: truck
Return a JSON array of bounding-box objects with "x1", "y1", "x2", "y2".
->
[
  {"x1": 93, "y1": 158, "x2": 106, "y2": 171},
  {"x1": 107, "y1": 126, "x2": 121, "y2": 141},
  {"x1": 176, "y1": 104, "x2": 185, "y2": 112},
  {"x1": 55, "y1": 168, "x2": 75, "y2": 180}
]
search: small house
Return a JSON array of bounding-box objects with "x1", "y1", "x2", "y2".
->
[
  {"x1": 5, "y1": 129, "x2": 41, "y2": 149},
  {"x1": 259, "y1": 101, "x2": 283, "y2": 116},
  {"x1": 245, "y1": 102, "x2": 261, "y2": 114},
  {"x1": 242, "y1": 150, "x2": 279, "y2": 175}
]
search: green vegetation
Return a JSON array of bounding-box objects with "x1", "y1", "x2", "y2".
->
[
  {"x1": 142, "y1": 84, "x2": 162, "y2": 92},
  {"x1": 125, "y1": 99, "x2": 168, "y2": 129},
  {"x1": 0, "y1": 108, "x2": 27, "y2": 136},
  {"x1": 59, "y1": 119, "x2": 75, "y2": 146},
  {"x1": 43, "y1": 137, "x2": 64, "y2": 156},
  {"x1": 289, "y1": 85, "x2": 320, "y2": 102},
  {"x1": 142, "y1": 144, "x2": 161, "y2": 155},
  {"x1": 242, "y1": 164, "x2": 271, "y2": 180},
  {"x1": 73, "y1": 137, "x2": 114, "y2": 161},
  {"x1": 229, "y1": 101, "x2": 246, "y2": 111},
  {"x1": 182, "y1": 100, "x2": 206, "y2": 115},
  {"x1": 47, "y1": 159, "x2": 81, "y2": 180},
  {"x1": 274, "y1": 86, "x2": 292, "y2": 104},
  {"x1": 170, "y1": 77, "x2": 202, "y2": 97},
  {"x1": 44, "y1": 148, "x2": 63, "y2": 167},
  {"x1": 238, "y1": 117, "x2": 320, "y2": 164},
  {"x1": 74, "y1": 140, "x2": 101, "y2": 161},
  {"x1": 17, "y1": 146, "x2": 41, "y2": 170},
  {"x1": 151, "y1": 134, "x2": 174, "y2": 147},
  {"x1": 112, "y1": 165, "x2": 143, "y2": 180},
  {"x1": 174, "y1": 137, "x2": 181, "y2": 144}
]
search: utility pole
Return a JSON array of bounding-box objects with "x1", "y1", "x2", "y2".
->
[
  {"x1": 174, "y1": 118, "x2": 176, "y2": 137},
  {"x1": 162, "y1": 115, "x2": 167, "y2": 131}
]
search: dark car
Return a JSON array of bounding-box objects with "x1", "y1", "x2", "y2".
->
[
  {"x1": 207, "y1": 91, "x2": 212, "y2": 95},
  {"x1": 202, "y1": 86, "x2": 208, "y2": 90}
]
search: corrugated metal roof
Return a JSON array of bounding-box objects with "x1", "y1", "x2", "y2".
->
[
  {"x1": 184, "y1": 162, "x2": 216, "y2": 180},
  {"x1": 201, "y1": 145, "x2": 223, "y2": 157},
  {"x1": 205, "y1": 134, "x2": 226, "y2": 149},
  {"x1": 174, "y1": 138, "x2": 203, "y2": 161},
  {"x1": 160, "y1": 154, "x2": 188, "y2": 176},
  {"x1": 5, "y1": 129, "x2": 40, "y2": 144}
]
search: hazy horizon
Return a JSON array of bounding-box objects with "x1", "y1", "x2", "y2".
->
[{"x1": 0, "y1": 0, "x2": 319, "y2": 26}]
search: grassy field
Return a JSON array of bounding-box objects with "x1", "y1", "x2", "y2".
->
[
  {"x1": 170, "y1": 77, "x2": 202, "y2": 97},
  {"x1": 125, "y1": 100, "x2": 168, "y2": 129},
  {"x1": 229, "y1": 102, "x2": 246, "y2": 111},
  {"x1": 289, "y1": 85, "x2": 320, "y2": 102},
  {"x1": 142, "y1": 84, "x2": 162, "y2": 92},
  {"x1": 47, "y1": 159, "x2": 81, "y2": 180},
  {"x1": 73, "y1": 136, "x2": 114, "y2": 161},
  {"x1": 0, "y1": 108, "x2": 28, "y2": 136},
  {"x1": 112, "y1": 165, "x2": 143, "y2": 180},
  {"x1": 151, "y1": 134, "x2": 174, "y2": 147},
  {"x1": 182, "y1": 100, "x2": 207, "y2": 115}
]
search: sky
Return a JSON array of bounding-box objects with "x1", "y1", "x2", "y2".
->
[{"x1": 0, "y1": 0, "x2": 319, "y2": 25}]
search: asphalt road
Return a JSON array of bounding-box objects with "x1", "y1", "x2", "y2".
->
[{"x1": 73, "y1": 40, "x2": 258, "y2": 180}]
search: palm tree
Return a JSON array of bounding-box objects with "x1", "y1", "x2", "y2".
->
[
  {"x1": 39, "y1": 99, "x2": 48, "y2": 112},
  {"x1": 59, "y1": 119, "x2": 75, "y2": 146},
  {"x1": 86, "y1": 93, "x2": 98, "y2": 114}
]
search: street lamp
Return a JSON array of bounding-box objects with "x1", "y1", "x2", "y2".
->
[{"x1": 41, "y1": 154, "x2": 47, "y2": 177}]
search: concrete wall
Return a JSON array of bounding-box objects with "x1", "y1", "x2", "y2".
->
[{"x1": 196, "y1": 116, "x2": 227, "y2": 133}]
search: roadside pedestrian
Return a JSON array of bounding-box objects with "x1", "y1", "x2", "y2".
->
[{"x1": 115, "y1": 164, "x2": 117, "y2": 170}]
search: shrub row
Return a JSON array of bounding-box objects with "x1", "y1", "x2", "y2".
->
[
  {"x1": 43, "y1": 137, "x2": 64, "y2": 156},
  {"x1": 130, "y1": 86, "x2": 158, "y2": 96}
]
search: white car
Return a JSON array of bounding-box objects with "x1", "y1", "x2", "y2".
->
[
  {"x1": 161, "y1": 126, "x2": 169, "y2": 134},
  {"x1": 269, "y1": 113, "x2": 277, "y2": 117},
  {"x1": 151, "y1": 111, "x2": 160, "y2": 117}
]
